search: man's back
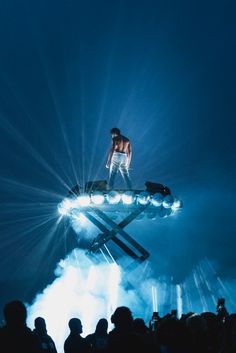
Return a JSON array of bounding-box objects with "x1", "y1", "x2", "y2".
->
[
  {"x1": 107, "y1": 128, "x2": 132, "y2": 189},
  {"x1": 112, "y1": 135, "x2": 130, "y2": 154}
]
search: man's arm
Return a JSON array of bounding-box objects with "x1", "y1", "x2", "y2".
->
[
  {"x1": 106, "y1": 140, "x2": 115, "y2": 168},
  {"x1": 127, "y1": 142, "x2": 132, "y2": 168}
]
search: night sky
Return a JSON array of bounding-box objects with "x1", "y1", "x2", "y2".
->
[{"x1": 0, "y1": 0, "x2": 236, "y2": 320}]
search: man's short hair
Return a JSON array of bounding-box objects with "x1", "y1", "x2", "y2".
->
[{"x1": 110, "y1": 127, "x2": 120, "y2": 135}]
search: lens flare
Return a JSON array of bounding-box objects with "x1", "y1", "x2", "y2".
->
[{"x1": 58, "y1": 198, "x2": 74, "y2": 215}]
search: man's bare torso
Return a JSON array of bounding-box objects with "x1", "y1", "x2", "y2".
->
[{"x1": 112, "y1": 135, "x2": 130, "y2": 153}]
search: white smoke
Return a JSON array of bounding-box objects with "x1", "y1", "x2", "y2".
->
[
  {"x1": 26, "y1": 249, "x2": 153, "y2": 353},
  {"x1": 25, "y1": 247, "x2": 236, "y2": 353}
]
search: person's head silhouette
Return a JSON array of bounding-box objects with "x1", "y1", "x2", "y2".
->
[
  {"x1": 68, "y1": 318, "x2": 83, "y2": 334},
  {"x1": 95, "y1": 318, "x2": 108, "y2": 335},
  {"x1": 3, "y1": 300, "x2": 27, "y2": 327},
  {"x1": 111, "y1": 306, "x2": 133, "y2": 329},
  {"x1": 34, "y1": 317, "x2": 47, "y2": 334}
]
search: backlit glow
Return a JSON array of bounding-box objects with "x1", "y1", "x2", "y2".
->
[
  {"x1": 121, "y1": 191, "x2": 135, "y2": 205},
  {"x1": 171, "y1": 197, "x2": 182, "y2": 211},
  {"x1": 58, "y1": 198, "x2": 74, "y2": 215},
  {"x1": 91, "y1": 192, "x2": 105, "y2": 205},
  {"x1": 151, "y1": 193, "x2": 163, "y2": 207},
  {"x1": 76, "y1": 193, "x2": 91, "y2": 207},
  {"x1": 163, "y1": 195, "x2": 174, "y2": 209},
  {"x1": 137, "y1": 191, "x2": 150, "y2": 205},
  {"x1": 106, "y1": 191, "x2": 121, "y2": 204}
]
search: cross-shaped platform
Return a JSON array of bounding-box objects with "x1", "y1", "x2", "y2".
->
[{"x1": 58, "y1": 185, "x2": 182, "y2": 269}]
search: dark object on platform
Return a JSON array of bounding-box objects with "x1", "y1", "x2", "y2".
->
[
  {"x1": 68, "y1": 184, "x2": 81, "y2": 196},
  {"x1": 85, "y1": 180, "x2": 108, "y2": 193},
  {"x1": 145, "y1": 181, "x2": 171, "y2": 195}
]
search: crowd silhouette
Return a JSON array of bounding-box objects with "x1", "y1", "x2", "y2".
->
[{"x1": 0, "y1": 299, "x2": 236, "y2": 353}]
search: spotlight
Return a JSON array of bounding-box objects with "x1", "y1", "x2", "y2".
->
[
  {"x1": 75, "y1": 193, "x2": 91, "y2": 207},
  {"x1": 58, "y1": 198, "x2": 74, "y2": 216},
  {"x1": 107, "y1": 191, "x2": 121, "y2": 204},
  {"x1": 151, "y1": 193, "x2": 164, "y2": 207},
  {"x1": 171, "y1": 197, "x2": 183, "y2": 211},
  {"x1": 137, "y1": 191, "x2": 150, "y2": 205},
  {"x1": 163, "y1": 195, "x2": 174, "y2": 209},
  {"x1": 121, "y1": 191, "x2": 136, "y2": 205},
  {"x1": 91, "y1": 191, "x2": 105, "y2": 205}
]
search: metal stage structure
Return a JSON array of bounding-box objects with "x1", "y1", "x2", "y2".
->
[{"x1": 58, "y1": 183, "x2": 182, "y2": 269}]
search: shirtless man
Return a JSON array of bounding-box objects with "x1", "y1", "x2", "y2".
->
[{"x1": 106, "y1": 128, "x2": 132, "y2": 190}]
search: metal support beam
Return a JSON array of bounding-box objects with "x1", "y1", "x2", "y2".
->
[
  {"x1": 81, "y1": 205, "x2": 150, "y2": 262},
  {"x1": 83, "y1": 211, "x2": 141, "y2": 259},
  {"x1": 92, "y1": 207, "x2": 149, "y2": 259}
]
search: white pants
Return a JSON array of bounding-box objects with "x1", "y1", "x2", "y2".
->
[{"x1": 108, "y1": 152, "x2": 132, "y2": 189}]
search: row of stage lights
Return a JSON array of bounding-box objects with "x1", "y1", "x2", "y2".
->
[{"x1": 58, "y1": 190, "x2": 182, "y2": 216}]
